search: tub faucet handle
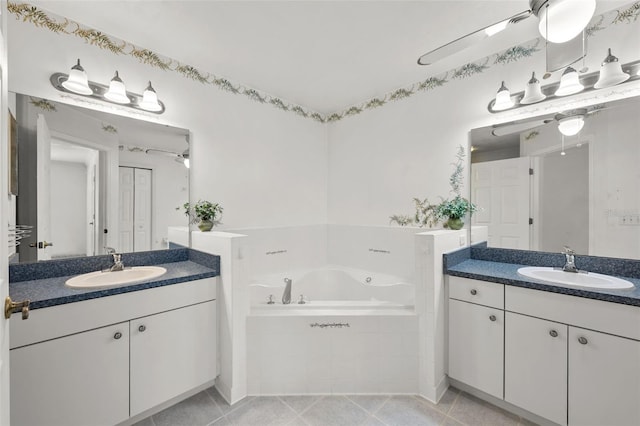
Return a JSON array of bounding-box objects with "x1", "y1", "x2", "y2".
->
[
  {"x1": 298, "y1": 294, "x2": 306, "y2": 305},
  {"x1": 267, "y1": 294, "x2": 275, "y2": 304}
]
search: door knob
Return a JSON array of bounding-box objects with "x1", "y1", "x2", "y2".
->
[
  {"x1": 4, "y1": 296, "x2": 30, "y2": 320},
  {"x1": 31, "y1": 241, "x2": 54, "y2": 249}
]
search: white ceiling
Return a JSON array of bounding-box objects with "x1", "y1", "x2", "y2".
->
[{"x1": 29, "y1": 1, "x2": 628, "y2": 114}]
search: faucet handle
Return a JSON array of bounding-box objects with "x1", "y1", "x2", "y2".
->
[{"x1": 562, "y1": 246, "x2": 575, "y2": 255}]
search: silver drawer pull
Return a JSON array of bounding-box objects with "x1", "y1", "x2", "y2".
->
[
  {"x1": 114, "y1": 332, "x2": 122, "y2": 340},
  {"x1": 549, "y1": 330, "x2": 558, "y2": 338},
  {"x1": 578, "y1": 336, "x2": 588, "y2": 345},
  {"x1": 470, "y1": 289, "x2": 477, "y2": 295},
  {"x1": 489, "y1": 315, "x2": 497, "y2": 322}
]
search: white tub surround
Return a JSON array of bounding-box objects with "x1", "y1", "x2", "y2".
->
[
  {"x1": 415, "y1": 229, "x2": 468, "y2": 403},
  {"x1": 191, "y1": 231, "x2": 249, "y2": 405}
]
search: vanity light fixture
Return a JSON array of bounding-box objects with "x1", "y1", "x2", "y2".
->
[
  {"x1": 139, "y1": 81, "x2": 162, "y2": 112},
  {"x1": 554, "y1": 66, "x2": 584, "y2": 96},
  {"x1": 594, "y1": 48, "x2": 630, "y2": 89},
  {"x1": 493, "y1": 81, "x2": 515, "y2": 111},
  {"x1": 51, "y1": 60, "x2": 165, "y2": 114},
  {"x1": 61, "y1": 59, "x2": 92, "y2": 95},
  {"x1": 520, "y1": 72, "x2": 546, "y2": 104},
  {"x1": 104, "y1": 71, "x2": 130, "y2": 104}
]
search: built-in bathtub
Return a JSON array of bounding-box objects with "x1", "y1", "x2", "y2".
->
[{"x1": 247, "y1": 265, "x2": 418, "y2": 395}]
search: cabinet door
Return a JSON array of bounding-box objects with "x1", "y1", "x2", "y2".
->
[
  {"x1": 130, "y1": 300, "x2": 217, "y2": 416},
  {"x1": 569, "y1": 327, "x2": 640, "y2": 426},
  {"x1": 505, "y1": 312, "x2": 567, "y2": 425},
  {"x1": 10, "y1": 322, "x2": 129, "y2": 426},
  {"x1": 449, "y1": 299, "x2": 503, "y2": 399}
]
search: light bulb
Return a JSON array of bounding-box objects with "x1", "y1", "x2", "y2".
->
[
  {"x1": 493, "y1": 81, "x2": 514, "y2": 111},
  {"x1": 104, "y1": 71, "x2": 130, "y2": 104},
  {"x1": 521, "y1": 72, "x2": 546, "y2": 104},
  {"x1": 555, "y1": 67, "x2": 584, "y2": 96},
  {"x1": 594, "y1": 48, "x2": 630, "y2": 89},
  {"x1": 183, "y1": 158, "x2": 190, "y2": 168},
  {"x1": 558, "y1": 116, "x2": 584, "y2": 136},
  {"x1": 62, "y1": 59, "x2": 92, "y2": 95},
  {"x1": 538, "y1": 0, "x2": 596, "y2": 43}
]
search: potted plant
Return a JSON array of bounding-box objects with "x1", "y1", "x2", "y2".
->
[
  {"x1": 435, "y1": 195, "x2": 477, "y2": 230},
  {"x1": 179, "y1": 200, "x2": 223, "y2": 232}
]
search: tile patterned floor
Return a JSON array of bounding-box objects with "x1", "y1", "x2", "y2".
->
[{"x1": 135, "y1": 387, "x2": 538, "y2": 426}]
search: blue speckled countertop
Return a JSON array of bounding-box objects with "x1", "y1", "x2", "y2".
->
[
  {"x1": 9, "y1": 248, "x2": 220, "y2": 310},
  {"x1": 445, "y1": 245, "x2": 640, "y2": 307}
]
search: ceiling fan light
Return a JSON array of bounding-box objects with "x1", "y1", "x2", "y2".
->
[
  {"x1": 558, "y1": 115, "x2": 584, "y2": 136},
  {"x1": 537, "y1": 0, "x2": 596, "y2": 43},
  {"x1": 521, "y1": 72, "x2": 547, "y2": 104},
  {"x1": 139, "y1": 81, "x2": 162, "y2": 112},
  {"x1": 485, "y1": 19, "x2": 510, "y2": 37},
  {"x1": 555, "y1": 67, "x2": 584, "y2": 96},
  {"x1": 61, "y1": 59, "x2": 93, "y2": 95},
  {"x1": 493, "y1": 81, "x2": 515, "y2": 111},
  {"x1": 594, "y1": 48, "x2": 630, "y2": 89},
  {"x1": 104, "y1": 71, "x2": 130, "y2": 104}
]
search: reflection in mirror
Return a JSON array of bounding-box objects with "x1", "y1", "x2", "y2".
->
[
  {"x1": 11, "y1": 94, "x2": 190, "y2": 263},
  {"x1": 470, "y1": 95, "x2": 640, "y2": 260}
]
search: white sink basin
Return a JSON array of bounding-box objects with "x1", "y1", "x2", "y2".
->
[
  {"x1": 66, "y1": 266, "x2": 167, "y2": 289},
  {"x1": 517, "y1": 266, "x2": 634, "y2": 290}
]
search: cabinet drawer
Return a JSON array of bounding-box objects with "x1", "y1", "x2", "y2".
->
[
  {"x1": 505, "y1": 285, "x2": 640, "y2": 341},
  {"x1": 449, "y1": 276, "x2": 504, "y2": 309}
]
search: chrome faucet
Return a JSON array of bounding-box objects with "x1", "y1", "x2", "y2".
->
[
  {"x1": 282, "y1": 278, "x2": 292, "y2": 305},
  {"x1": 562, "y1": 246, "x2": 579, "y2": 273},
  {"x1": 110, "y1": 253, "x2": 125, "y2": 272}
]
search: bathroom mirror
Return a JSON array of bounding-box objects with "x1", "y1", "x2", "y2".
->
[
  {"x1": 469, "y1": 95, "x2": 640, "y2": 260},
  {"x1": 11, "y1": 93, "x2": 190, "y2": 263}
]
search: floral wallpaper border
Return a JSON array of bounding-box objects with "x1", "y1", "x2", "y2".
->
[{"x1": 8, "y1": 1, "x2": 640, "y2": 124}]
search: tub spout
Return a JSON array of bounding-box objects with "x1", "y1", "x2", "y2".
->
[{"x1": 282, "y1": 278, "x2": 292, "y2": 304}]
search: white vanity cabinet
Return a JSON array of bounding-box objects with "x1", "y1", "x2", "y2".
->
[
  {"x1": 504, "y1": 312, "x2": 568, "y2": 425},
  {"x1": 10, "y1": 277, "x2": 218, "y2": 426},
  {"x1": 448, "y1": 276, "x2": 640, "y2": 426},
  {"x1": 10, "y1": 322, "x2": 130, "y2": 426},
  {"x1": 448, "y1": 276, "x2": 504, "y2": 399}
]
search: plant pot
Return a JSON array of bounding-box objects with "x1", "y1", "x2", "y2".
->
[
  {"x1": 198, "y1": 219, "x2": 214, "y2": 232},
  {"x1": 446, "y1": 217, "x2": 464, "y2": 230}
]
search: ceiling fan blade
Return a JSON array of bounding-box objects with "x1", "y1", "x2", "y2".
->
[{"x1": 417, "y1": 9, "x2": 532, "y2": 66}]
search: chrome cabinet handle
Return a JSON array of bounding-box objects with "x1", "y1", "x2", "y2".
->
[
  {"x1": 138, "y1": 325, "x2": 146, "y2": 332},
  {"x1": 578, "y1": 336, "x2": 588, "y2": 345},
  {"x1": 489, "y1": 315, "x2": 497, "y2": 322},
  {"x1": 470, "y1": 289, "x2": 477, "y2": 295},
  {"x1": 549, "y1": 330, "x2": 558, "y2": 338},
  {"x1": 114, "y1": 332, "x2": 123, "y2": 340}
]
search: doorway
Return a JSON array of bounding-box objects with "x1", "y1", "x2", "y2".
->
[{"x1": 119, "y1": 167, "x2": 152, "y2": 252}]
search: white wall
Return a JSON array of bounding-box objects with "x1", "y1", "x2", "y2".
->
[
  {"x1": 327, "y1": 18, "x2": 640, "y2": 228},
  {"x1": 7, "y1": 17, "x2": 328, "y2": 231}
]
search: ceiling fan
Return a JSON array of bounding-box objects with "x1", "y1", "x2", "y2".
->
[{"x1": 417, "y1": 0, "x2": 596, "y2": 66}]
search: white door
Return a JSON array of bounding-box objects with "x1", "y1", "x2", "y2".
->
[
  {"x1": 505, "y1": 312, "x2": 568, "y2": 425},
  {"x1": 471, "y1": 157, "x2": 530, "y2": 249},
  {"x1": 130, "y1": 301, "x2": 217, "y2": 415},
  {"x1": 568, "y1": 327, "x2": 640, "y2": 426},
  {"x1": 118, "y1": 167, "x2": 134, "y2": 252},
  {"x1": 448, "y1": 299, "x2": 504, "y2": 399},
  {"x1": 134, "y1": 168, "x2": 152, "y2": 251},
  {"x1": 36, "y1": 114, "x2": 53, "y2": 260},
  {"x1": 10, "y1": 323, "x2": 130, "y2": 426}
]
